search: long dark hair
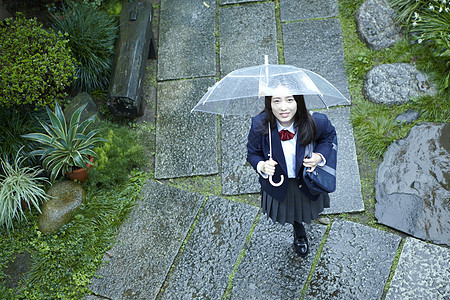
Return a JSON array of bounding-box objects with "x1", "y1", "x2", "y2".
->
[{"x1": 263, "y1": 95, "x2": 317, "y2": 145}]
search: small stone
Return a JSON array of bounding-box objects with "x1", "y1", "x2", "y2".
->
[
  {"x1": 395, "y1": 109, "x2": 420, "y2": 125},
  {"x1": 38, "y1": 181, "x2": 86, "y2": 234},
  {"x1": 318, "y1": 217, "x2": 331, "y2": 225}
]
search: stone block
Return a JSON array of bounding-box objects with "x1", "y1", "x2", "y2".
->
[
  {"x1": 304, "y1": 220, "x2": 401, "y2": 299},
  {"x1": 160, "y1": 197, "x2": 259, "y2": 299},
  {"x1": 157, "y1": 0, "x2": 216, "y2": 80},
  {"x1": 221, "y1": 116, "x2": 260, "y2": 195},
  {"x1": 320, "y1": 107, "x2": 364, "y2": 214},
  {"x1": 280, "y1": 0, "x2": 338, "y2": 21},
  {"x1": 386, "y1": 237, "x2": 450, "y2": 299},
  {"x1": 283, "y1": 19, "x2": 350, "y2": 101},
  {"x1": 155, "y1": 78, "x2": 218, "y2": 179},
  {"x1": 219, "y1": 2, "x2": 278, "y2": 76},
  {"x1": 89, "y1": 180, "x2": 205, "y2": 299},
  {"x1": 230, "y1": 217, "x2": 327, "y2": 299}
]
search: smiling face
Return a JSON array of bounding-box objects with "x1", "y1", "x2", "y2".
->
[{"x1": 270, "y1": 94, "x2": 297, "y2": 127}]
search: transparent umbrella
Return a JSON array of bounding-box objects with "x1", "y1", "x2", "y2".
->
[{"x1": 191, "y1": 56, "x2": 349, "y2": 186}]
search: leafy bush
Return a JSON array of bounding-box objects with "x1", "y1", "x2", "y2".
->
[
  {"x1": 0, "y1": 152, "x2": 49, "y2": 231},
  {"x1": 50, "y1": 2, "x2": 118, "y2": 92},
  {"x1": 87, "y1": 122, "x2": 147, "y2": 189},
  {"x1": 0, "y1": 14, "x2": 76, "y2": 108},
  {"x1": 0, "y1": 109, "x2": 47, "y2": 165}
]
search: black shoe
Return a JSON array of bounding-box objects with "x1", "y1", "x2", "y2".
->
[{"x1": 293, "y1": 232, "x2": 309, "y2": 257}]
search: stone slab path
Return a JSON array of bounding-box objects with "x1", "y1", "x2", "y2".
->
[{"x1": 88, "y1": 0, "x2": 449, "y2": 299}]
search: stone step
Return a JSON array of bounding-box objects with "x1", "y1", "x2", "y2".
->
[
  {"x1": 230, "y1": 218, "x2": 327, "y2": 299},
  {"x1": 303, "y1": 219, "x2": 401, "y2": 299},
  {"x1": 89, "y1": 180, "x2": 205, "y2": 299},
  {"x1": 155, "y1": 78, "x2": 218, "y2": 179},
  {"x1": 385, "y1": 237, "x2": 450, "y2": 299},
  {"x1": 157, "y1": 0, "x2": 216, "y2": 80},
  {"x1": 159, "y1": 196, "x2": 259, "y2": 299},
  {"x1": 280, "y1": 0, "x2": 339, "y2": 21}
]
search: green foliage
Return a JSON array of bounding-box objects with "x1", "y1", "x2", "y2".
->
[
  {"x1": 0, "y1": 109, "x2": 47, "y2": 164},
  {"x1": 50, "y1": 2, "x2": 118, "y2": 92},
  {"x1": 0, "y1": 171, "x2": 148, "y2": 298},
  {"x1": 22, "y1": 102, "x2": 106, "y2": 182},
  {"x1": 0, "y1": 152, "x2": 49, "y2": 231},
  {"x1": 86, "y1": 122, "x2": 148, "y2": 189},
  {"x1": 413, "y1": 94, "x2": 450, "y2": 122},
  {"x1": 0, "y1": 14, "x2": 76, "y2": 108}
]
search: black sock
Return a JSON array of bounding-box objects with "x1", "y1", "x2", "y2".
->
[{"x1": 293, "y1": 222, "x2": 306, "y2": 237}]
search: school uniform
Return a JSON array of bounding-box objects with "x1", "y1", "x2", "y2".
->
[{"x1": 247, "y1": 111, "x2": 336, "y2": 225}]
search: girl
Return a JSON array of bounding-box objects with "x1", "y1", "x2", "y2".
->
[{"x1": 247, "y1": 88, "x2": 336, "y2": 257}]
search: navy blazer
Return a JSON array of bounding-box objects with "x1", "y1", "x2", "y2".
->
[{"x1": 247, "y1": 112, "x2": 336, "y2": 202}]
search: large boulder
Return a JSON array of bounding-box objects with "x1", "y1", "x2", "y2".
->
[
  {"x1": 375, "y1": 123, "x2": 450, "y2": 246},
  {"x1": 364, "y1": 63, "x2": 435, "y2": 105},
  {"x1": 355, "y1": 0, "x2": 401, "y2": 50},
  {"x1": 38, "y1": 181, "x2": 86, "y2": 234}
]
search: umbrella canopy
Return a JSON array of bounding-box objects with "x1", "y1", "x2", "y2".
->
[{"x1": 191, "y1": 61, "x2": 350, "y2": 116}]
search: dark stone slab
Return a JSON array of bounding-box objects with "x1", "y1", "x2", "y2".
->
[
  {"x1": 283, "y1": 19, "x2": 351, "y2": 101},
  {"x1": 219, "y1": 2, "x2": 278, "y2": 76},
  {"x1": 320, "y1": 107, "x2": 364, "y2": 214},
  {"x1": 220, "y1": 0, "x2": 259, "y2": 4},
  {"x1": 304, "y1": 220, "x2": 401, "y2": 299},
  {"x1": 155, "y1": 78, "x2": 218, "y2": 179},
  {"x1": 280, "y1": 0, "x2": 338, "y2": 21},
  {"x1": 89, "y1": 180, "x2": 205, "y2": 299},
  {"x1": 160, "y1": 197, "x2": 259, "y2": 299},
  {"x1": 364, "y1": 63, "x2": 436, "y2": 105},
  {"x1": 386, "y1": 237, "x2": 450, "y2": 299},
  {"x1": 221, "y1": 116, "x2": 260, "y2": 195},
  {"x1": 157, "y1": 0, "x2": 216, "y2": 80},
  {"x1": 375, "y1": 123, "x2": 450, "y2": 245},
  {"x1": 230, "y1": 218, "x2": 327, "y2": 299},
  {"x1": 3, "y1": 251, "x2": 32, "y2": 289},
  {"x1": 395, "y1": 109, "x2": 420, "y2": 125},
  {"x1": 355, "y1": 0, "x2": 401, "y2": 50}
]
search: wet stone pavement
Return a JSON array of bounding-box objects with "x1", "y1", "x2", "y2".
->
[{"x1": 87, "y1": 0, "x2": 449, "y2": 299}]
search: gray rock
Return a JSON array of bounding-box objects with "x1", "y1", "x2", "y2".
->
[
  {"x1": 321, "y1": 107, "x2": 364, "y2": 214},
  {"x1": 355, "y1": 0, "x2": 402, "y2": 50},
  {"x1": 230, "y1": 218, "x2": 327, "y2": 299},
  {"x1": 221, "y1": 116, "x2": 260, "y2": 195},
  {"x1": 0, "y1": 2, "x2": 12, "y2": 21},
  {"x1": 64, "y1": 92, "x2": 98, "y2": 124},
  {"x1": 155, "y1": 78, "x2": 218, "y2": 179},
  {"x1": 38, "y1": 181, "x2": 86, "y2": 234},
  {"x1": 303, "y1": 220, "x2": 401, "y2": 299},
  {"x1": 160, "y1": 196, "x2": 259, "y2": 299},
  {"x1": 157, "y1": 0, "x2": 216, "y2": 80},
  {"x1": 220, "y1": 0, "x2": 259, "y2": 3},
  {"x1": 364, "y1": 63, "x2": 436, "y2": 105},
  {"x1": 395, "y1": 109, "x2": 420, "y2": 125},
  {"x1": 280, "y1": 0, "x2": 338, "y2": 21},
  {"x1": 283, "y1": 19, "x2": 351, "y2": 101},
  {"x1": 89, "y1": 180, "x2": 205, "y2": 299},
  {"x1": 375, "y1": 123, "x2": 450, "y2": 245},
  {"x1": 386, "y1": 237, "x2": 450, "y2": 299},
  {"x1": 219, "y1": 2, "x2": 278, "y2": 76}
]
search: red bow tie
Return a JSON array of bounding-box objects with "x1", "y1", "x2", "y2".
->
[{"x1": 279, "y1": 129, "x2": 295, "y2": 141}]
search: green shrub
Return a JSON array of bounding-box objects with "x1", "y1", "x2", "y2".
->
[
  {"x1": 0, "y1": 109, "x2": 47, "y2": 165},
  {"x1": 0, "y1": 152, "x2": 49, "y2": 232},
  {"x1": 50, "y1": 2, "x2": 118, "y2": 92},
  {"x1": 87, "y1": 122, "x2": 147, "y2": 189},
  {"x1": 0, "y1": 14, "x2": 76, "y2": 108}
]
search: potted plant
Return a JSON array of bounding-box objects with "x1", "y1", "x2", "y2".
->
[
  {"x1": 0, "y1": 151, "x2": 49, "y2": 231},
  {"x1": 23, "y1": 102, "x2": 106, "y2": 182}
]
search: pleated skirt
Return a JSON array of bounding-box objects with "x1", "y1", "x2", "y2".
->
[{"x1": 261, "y1": 178, "x2": 330, "y2": 225}]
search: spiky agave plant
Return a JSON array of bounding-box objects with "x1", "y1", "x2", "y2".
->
[
  {"x1": 23, "y1": 102, "x2": 106, "y2": 182},
  {"x1": 0, "y1": 152, "x2": 49, "y2": 231}
]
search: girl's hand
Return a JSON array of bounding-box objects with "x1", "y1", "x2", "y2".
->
[
  {"x1": 259, "y1": 159, "x2": 278, "y2": 176},
  {"x1": 303, "y1": 153, "x2": 323, "y2": 172}
]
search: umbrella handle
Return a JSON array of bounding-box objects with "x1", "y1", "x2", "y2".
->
[{"x1": 269, "y1": 174, "x2": 284, "y2": 187}]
